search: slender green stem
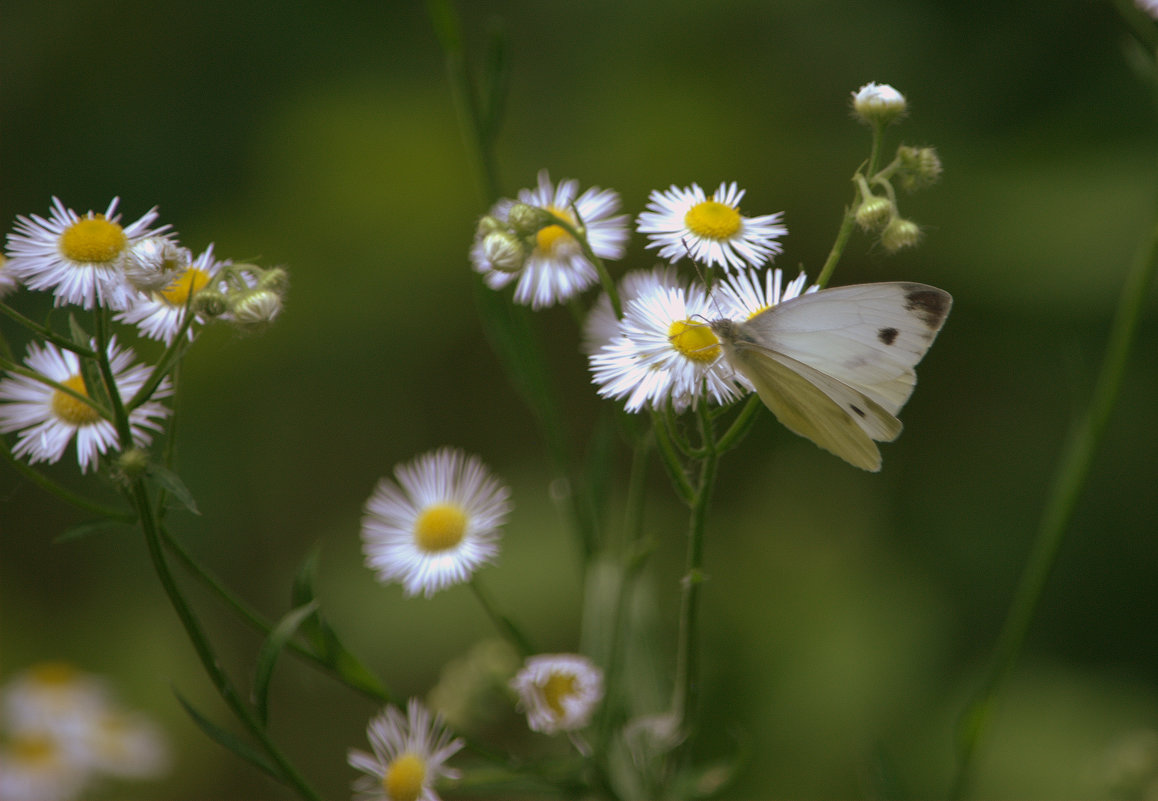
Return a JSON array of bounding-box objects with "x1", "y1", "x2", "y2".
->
[
  {"x1": 950, "y1": 216, "x2": 1158, "y2": 799},
  {"x1": 815, "y1": 123, "x2": 887, "y2": 289},
  {"x1": 650, "y1": 411, "x2": 695, "y2": 504},
  {"x1": 670, "y1": 404, "x2": 719, "y2": 730},
  {"x1": 470, "y1": 577, "x2": 535, "y2": 657},
  {"x1": 0, "y1": 358, "x2": 113, "y2": 421},
  {"x1": 132, "y1": 479, "x2": 321, "y2": 800},
  {"x1": 0, "y1": 302, "x2": 97, "y2": 358},
  {"x1": 0, "y1": 437, "x2": 134, "y2": 521}
]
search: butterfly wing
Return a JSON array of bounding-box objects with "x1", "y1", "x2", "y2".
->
[
  {"x1": 744, "y1": 282, "x2": 952, "y2": 414},
  {"x1": 725, "y1": 342, "x2": 902, "y2": 472}
]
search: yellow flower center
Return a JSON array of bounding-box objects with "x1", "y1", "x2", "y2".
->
[
  {"x1": 684, "y1": 200, "x2": 742, "y2": 241},
  {"x1": 51, "y1": 375, "x2": 101, "y2": 426},
  {"x1": 382, "y1": 752, "x2": 427, "y2": 801},
  {"x1": 11, "y1": 734, "x2": 59, "y2": 766},
  {"x1": 59, "y1": 215, "x2": 128, "y2": 264},
  {"x1": 668, "y1": 319, "x2": 720, "y2": 362},
  {"x1": 29, "y1": 661, "x2": 79, "y2": 685},
  {"x1": 414, "y1": 504, "x2": 468, "y2": 553},
  {"x1": 542, "y1": 672, "x2": 578, "y2": 719},
  {"x1": 534, "y1": 205, "x2": 576, "y2": 255},
  {"x1": 160, "y1": 267, "x2": 212, "y2": 307}
]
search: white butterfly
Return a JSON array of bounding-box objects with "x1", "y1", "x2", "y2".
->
[{"x1": 708, "y1": 282, "x2": 952, "y2": 472}]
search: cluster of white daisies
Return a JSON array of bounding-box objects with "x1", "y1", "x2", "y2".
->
[
  {"x1": 0, "y1": 663, "x2": 169, "y2": 801},
  {"x1": 0, "y1": 198, "x2": 285, "y2": 473}
]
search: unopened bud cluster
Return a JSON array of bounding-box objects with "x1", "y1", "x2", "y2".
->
[
  {"x1": 849, "y1": 84, "x2": 941, "y2": 253},
  {"x1": 198, "y1": 264, "x2": 287, "y2": 330},
  {"x1": 475, "y1": 202, "x2": 581, "y2": 276}
]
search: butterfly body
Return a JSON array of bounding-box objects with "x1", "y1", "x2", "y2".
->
[{"x1": 709, "y1": 282, "x2": 951, "y2": 471}]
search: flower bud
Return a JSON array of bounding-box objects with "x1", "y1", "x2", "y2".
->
[
  {"x1": 124, "y1": 238, "x2": 190, "y2": 292},
  {"x1": 117, "y1": 447, "x2": 149, "y2": 479},
  {"x1": 896, "y1": 146, "x2": 943, "y2": 192},
  {"x1": 506, "y1": 203, "x2": 553, "y2": 237},
  {"x1": 193, "y1": 289, "x2": 228, "y2": 317},
  {"x1": 228, "y1": 287, "x2": 283, "y2": 328},
  {"x1": 481, "y1": 230, "x2": 527, "y2": 273},
  {"x1": 851, "y1": 82, "x2": 907, "y2": 125},
  {"x1": 880, "y1": 217, "x2": 922, "y2": 253},
  {"x1": 854, "y1": 196, "x2": 894, "y2": 232},
  {"x1": 476, "y1": 215, "x2": 505, "y2": 238}
]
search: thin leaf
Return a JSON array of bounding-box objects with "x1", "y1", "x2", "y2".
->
[
  {"x1": 252, "y1": 601, "x2": 319, "y2": 725},
  {"x1": 146, "y1": 463, "x2": 200, "y2": 515},
  {"x1": 172, "y1": 688, "x2": 280, "y2": 781},
  {"x1": 53, "y1": 518, "x2": 131, "y2": 543}
]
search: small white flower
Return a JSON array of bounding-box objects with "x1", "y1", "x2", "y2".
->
[
  {"x1": 0, "y1": 339, "x2": 171, "y2": 472},
  {"x1": 636, "y1": 182, "x2": 786, "y2": 273},
  {"x1": 851, "y1": 81, "x2": 907, "y2": 123},
  {"x1": 5, "y1": 198, "x2": 169, "y2": 310},
  {"x1": 1137, "y1": 0, "x2": 1158, "y2": 20},
  {"x1": 588, "y1": 273, "x2": 749, "y2": 413},
  {"x1": 115, "y1": 244, "x2": 227, "y2": 343},
  {"x1": 361, "y1": 448, "x2": 511, "y2": 598},
  {"x1": 0, "y1": 734, "x2": 89, "y2": 801},
  {"x1": 581, "y1": 264, "x2": 682, "y2": 355},
  {"x1": 471, "y1": 170, "x2": 629, "y2": 309},
  {"x1": 711, "y1": 267, "x2": 817, "y2": 321},
  {"x1": 511, "y1": 654, "x2": 604, "y2": 735},
  {"x1": 348, "y1": 699, "x2": 463, "y2": 801}
]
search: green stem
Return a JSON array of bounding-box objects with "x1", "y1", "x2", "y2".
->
[
  {"x1": 815, "y1": 123, "x2": 887, "y2": 289},
  {"x1": 950, "y1": 215, "x2": 1158, "y2": 799},
  {"x1": 670, "y1": 404, "x2": 719, "y2": 731},
  {"x1": 0, "y1": 437, "x2": 134, "y2": 521},
  {"x1": 0, "y1": 302, "x2": 97, "y2": 358},
  {"x1": 132, "y1": 480, "x2": 321, "y2": 800},
  {"x1": 470, "y1": 577, "x2": 535, "y2": 657}
]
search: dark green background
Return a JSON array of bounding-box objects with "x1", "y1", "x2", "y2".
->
[{"x1": 3, "y1": 0, "x2": 1158, "y2": 798}]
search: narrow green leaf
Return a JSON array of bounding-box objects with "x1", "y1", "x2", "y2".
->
[
  {"x1": 67, "y1": 314, "x2": 90, "y2": 347},
  {"x1": 53, "y1": 518, "x2": 130, "y2": 543},
  {"x1": 252, "y1": 601, "x2": 319, "y2": 725},
  {"x1": 172, "y1": 689, "x2": 280, "y2": 781},
  {"x1": 146, "y1": 463, "x2": 200, "y2": 515}
]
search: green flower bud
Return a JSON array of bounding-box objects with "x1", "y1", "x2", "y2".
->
[
  {"x1": 880, "y1": 217, "x2": 922, "y2": 253},
  {"x1": 897, "y1": 146, "x2": 943, "y2": 192},
  {"x1": 855, "y1": 196, "x2": 894, "y2": 232},
  {"x1": 481, "y1": 230, "x2": 527, "y2": 273},
  {"x1": 506, "y1": 203, "x2": 553, "y2": 237}
]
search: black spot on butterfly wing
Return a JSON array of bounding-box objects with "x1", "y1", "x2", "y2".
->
[
  {"x1": 877, "y1": 327, "x2": 899, "y2": 345},
  {"x1": 850, "y1": 404, "x2": 866, "y2": 418},
  {"x1": 901, "y1": 285, "x2": 951, "y2": 329}
]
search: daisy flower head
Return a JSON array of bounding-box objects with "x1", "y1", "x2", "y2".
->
[
  {"x1": 711, "y1": 266, "x2": 817, "y2": 322},
  {"x1": 636, "y1": 182, "x2": 786, "y2": 274},
  {"x1": 581, "y1": 264, "x2": 682, "y2": 356},
  {"x1": 115, "y1": 244, "x2": 228, "y2": 344},
  {"x1": 361, "y1": 448, "x2": 511, "y2": 598},
  {"x1": 588, "y1": 272, "x2": 749, "y2": 413},
  {"x1": 511, "y1": 654, "x2": 604, "y2": 735},
  {"x1": 0, "y1": 338, "x2": 172, "y2": 473},
  {"x1": 1139, "y1": 0, "x2": 1158, "y2": 19},
  {"x1": 348, "y1": 699, "x2": 463, "y2": 801},
  {"x1": 471, "y1": 169, "x2": 629, "y2": 309},
  {"x1": 5, "y1": 197, "x2": 168, "y2": 310}
]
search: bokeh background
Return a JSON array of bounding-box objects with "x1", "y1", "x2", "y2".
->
[{"x1": 3, "y1": 0, "x2": 1158, "y2": 798}]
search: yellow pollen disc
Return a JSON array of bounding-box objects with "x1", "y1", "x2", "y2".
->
[
  {"x1": 382, "y1": 752, "x2": 427, "y2": 801},
  {"x1": 51, "y1": 375, "x2": 100, "y2": 426},
  {"x1": 542, "y1": 672, "x2": 578, "y2": 719},
  {"x1": 29, "y1": 662, "x2": 79, "y2": 685},
  {"x1": 12, "y1": 734, "x2": 58, "y2": 765},
  {"x1": 59, "y1": 215, "x2": 128, "y2": 264},
  {"x1": 668, "y1": 319, "x2": 720, "y2": 362},
  {"x1": 535, "y1": 206, "x2": 576, "y2": 255},
  {"x1": 414, "y1": 504, "x2": 468, "y2": 553},
  {"x1": 161, "y1": 268, "x2": 211, "y2": 306},
  {"x1": 684, "y1": 200, "x2": 742, "y2": 241}
]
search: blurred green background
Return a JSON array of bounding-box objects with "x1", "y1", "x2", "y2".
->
[{"x1": 3, "y1": 0, "x2": 1158, "y2": 798}]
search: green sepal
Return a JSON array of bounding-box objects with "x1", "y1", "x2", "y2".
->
[
  {"x1": 252, "y1": 601, "x2": 319, "y2": 725},
  {"x1": 172, "y1": 688, "x2": 280, "y2": 782}
]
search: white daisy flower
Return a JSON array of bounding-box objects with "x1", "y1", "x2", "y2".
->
[
  {"x1": 0, "y1": 339, "x2": 172, "y2": 473},
  {"x1": 636, "y1": 182, "x2": 786, "y2": 273},
  {"x1": 115, "y1": 245, "x2": 227, "y2": 344},
  {"x1": 581, "y1": 264, "x2": 682, "y2": 356},
  {"x1": 0, "y1": 253, "x2": 19, "y2": 300},
  {"x1": 471, "y1": 169, "x2": 629, "y2": 309},
  {"x1": 82, "y1": 710, "x2": 170, "y2": 779},
  {"x1": 348, "y1": 699, "x2": 463, "y2": 801},
  {"x1": 588, "y1": 273, "x2": 749, "y2": 413},
  {"x1": 711, "y1": 267, "x2": 817, "y2": 321},
  {"x1": 511, "y1": 654, "x2": 604, "y2": 735},
  {"x1": 0, "y1": 733, "x2": 89, "y2": 801},
  {"x1": 5, "y1": 198, "x2": 168, "y2": 310},
  {"x1": 361, "y1": 448, "x2": 511, "y2": 598}
]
